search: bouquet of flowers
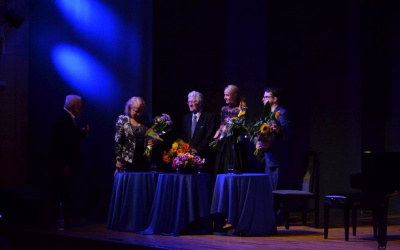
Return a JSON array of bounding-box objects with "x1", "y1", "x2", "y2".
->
[
  {"x1": 144, "y1": 113, "x2": 173, "y2": 157},
  {"x1": 171, "y1": 152, "x2": 205, "y2": 172},
  {"x1": 209, "y1": 109, "x2": 247, "y2": 149},
  {"x1": 163, "y1": 139, "x2": 192, "y2": 163},
  {"x1": 247, "y1": 102, "x2": 281, "y2": 156},
  {"x1": 226, "y1": 109, "x2": 247, "y2": 142}
]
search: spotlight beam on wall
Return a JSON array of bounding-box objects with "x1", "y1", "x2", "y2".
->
[
  {"x1": 55, "y1": 0, "x2": 120, "y2": 46},
  {"x1": 52, "y1": 44, "x2": 120, "y2": 104}
]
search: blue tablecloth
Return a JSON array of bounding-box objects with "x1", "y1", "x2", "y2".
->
[
  {"x1": 107, "y1": 172, "x2": 158, "y2": 232},
  {"x1": 141, "y1": 173, "x2": 212, "y2": 236},
  {"x1": 211, "y1": 173, "x2": 276, "y2": 236}
]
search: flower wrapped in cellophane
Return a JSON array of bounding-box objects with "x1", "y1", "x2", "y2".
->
[
  {"x1": 247, "y1": 102, "x2": 281, "y2": 156},
  {"x1": 144, "y1": 113, "x2": 173, "y2": 157},
  {"x1": 209, "y1": 109, "x2": 247, "y2": 149}
]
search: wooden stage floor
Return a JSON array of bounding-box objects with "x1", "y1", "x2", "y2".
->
[{"x1": 2, "y1": 217, "x2": 400, "y2": 250}]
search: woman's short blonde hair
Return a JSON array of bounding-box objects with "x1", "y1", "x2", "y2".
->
[{"x1": 124, "y1": 96, "x2": 146, "y2": 115}]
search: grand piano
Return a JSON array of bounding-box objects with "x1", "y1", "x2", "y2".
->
[{"x1": 352, "y1": 152, "x2": 400, "y2": 249}]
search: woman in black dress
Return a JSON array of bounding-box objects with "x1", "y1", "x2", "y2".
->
[{"x1": 213, "y1": 85, "x2": 248, "y2": 175}]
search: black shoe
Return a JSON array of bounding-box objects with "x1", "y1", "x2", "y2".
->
[
  {"x1": 214, "y1": 224, "x2": 233, "y2": 233},
  {"x1": 214, "y1": 226, "x2": 225, "y2": 232},
  {"x1": 213, "y1": 228, "x2": 232, "y2": 236}
]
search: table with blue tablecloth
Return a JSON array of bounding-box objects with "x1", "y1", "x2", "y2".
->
[
  {"x1": 141, "y1": 173, "x2": 212, "y2": 236},
  {"x1": 107, "y1": 172, "x2": 159, "y2": 232},
  {"x1": 211, "y1": 173, "x2": 277, "y2": 236}
]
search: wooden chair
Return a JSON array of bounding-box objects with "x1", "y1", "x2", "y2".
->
[{"x1": 272, "y1": 151, "x2": 320, "y2": 229}]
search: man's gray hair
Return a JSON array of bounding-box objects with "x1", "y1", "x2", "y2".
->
[
  {"x1": 188, "y1": 91, "x2": 203, "y2": 105},
  {"x1": 64, "y1": 94, "x2": 82, "y2": 109}
]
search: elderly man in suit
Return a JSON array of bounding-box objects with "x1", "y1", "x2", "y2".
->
[
  {"x1": 181, "y1": 91, "x2": 216, "y2": 176},
  {"x1": 48, "y1": 94, "x2": 89, "y2": 230}
]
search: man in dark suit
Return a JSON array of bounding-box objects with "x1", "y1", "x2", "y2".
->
[
  {"x1": 181, "y1": 91, "x2": 216, "y2": 176},
  {"x1": 256, "y1": 87, "x2": 299, "y2": 190},
  {"x1": 48, "y1": 94, "x2": 88, "y2": 230}
]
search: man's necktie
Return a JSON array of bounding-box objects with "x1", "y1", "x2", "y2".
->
[{"x1": 191, "y1": 114, "x2": 197, "y2": 138}]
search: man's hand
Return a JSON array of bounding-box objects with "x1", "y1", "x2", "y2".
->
[
  {"x1": 256, "y1": 140, "x2": 272, "y2": 150},
  {"x1": 81, "y1": 122, "x2": 90, "y2": 136}
]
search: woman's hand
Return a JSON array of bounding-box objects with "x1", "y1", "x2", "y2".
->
[
  {"x1": 116, "y1": 160, "x2": 123, "y2": 171},
  {"x1": 213, "y1": 130, "x2": 220, "y2": 139},
  {"x1": 147, "y1": 139, "x2": 158, "y2": 147},
  {"x1": 213, "y1": 125, "x2": 227, "y2": 139}
]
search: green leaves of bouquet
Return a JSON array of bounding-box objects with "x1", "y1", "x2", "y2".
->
[{"x1": 226, "y1": 110, "x2": 247, "y2": 143}]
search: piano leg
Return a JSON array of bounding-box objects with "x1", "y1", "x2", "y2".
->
[{"x1": 373, "y1": 197, "x2": 389, "y2": 249}]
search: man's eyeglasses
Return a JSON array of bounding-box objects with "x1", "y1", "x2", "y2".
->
[{"x1": 262, "y1": 96, "x2": 273, "y2": 99}]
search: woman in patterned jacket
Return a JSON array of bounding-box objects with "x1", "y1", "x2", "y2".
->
[{"x1": 114, "y1": 96, "x2": 154, "y2": 172}]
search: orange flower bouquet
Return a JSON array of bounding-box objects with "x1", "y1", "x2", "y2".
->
[{"x1": 163, "y1": 139, "x2": 192, "y2": 164}]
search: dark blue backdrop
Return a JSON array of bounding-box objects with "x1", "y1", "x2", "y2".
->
[{"x1": 25, "y1": 0, "x2": 400, "y2": 220}]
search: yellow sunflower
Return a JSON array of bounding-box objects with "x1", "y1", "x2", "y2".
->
[
  {"x1": 238, "y1": 110, "x2": 246, "y2": 117},
  {"x1": 274, "y1": 110, "x2": 281, "y2": 119},
  {"x1": 260, "y1": 123, "x2": 270, "y2": 134}
]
